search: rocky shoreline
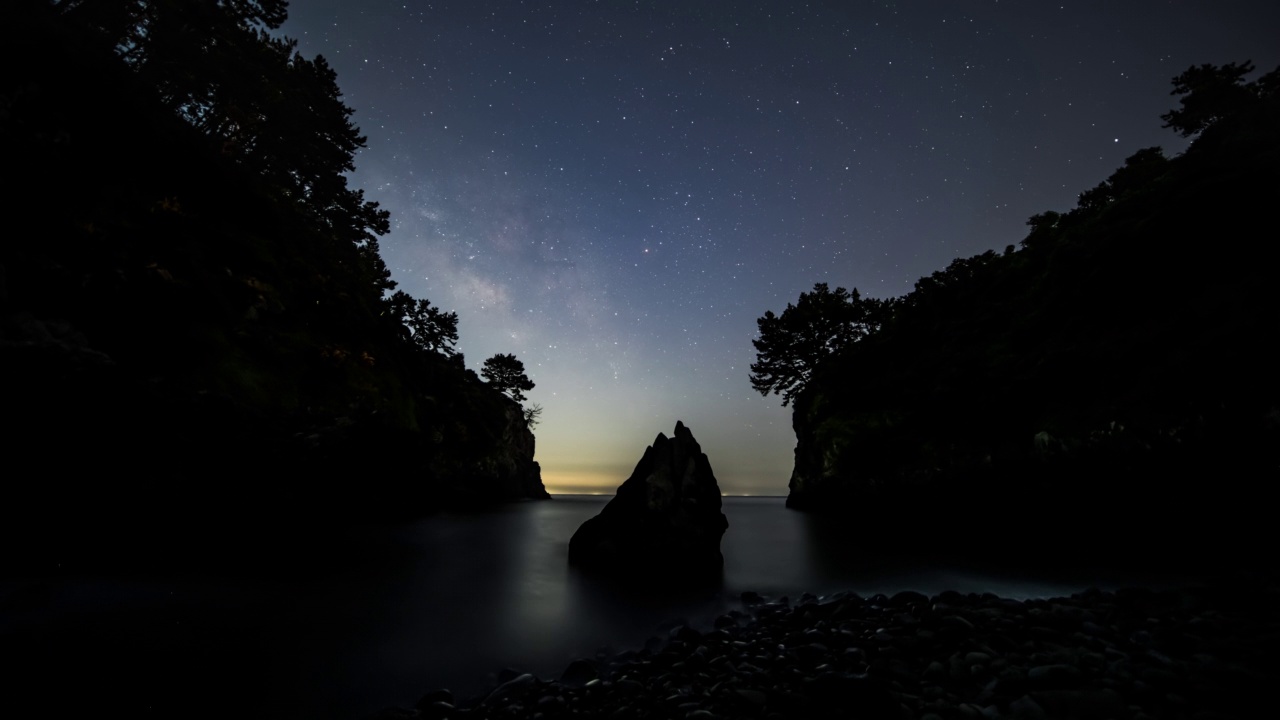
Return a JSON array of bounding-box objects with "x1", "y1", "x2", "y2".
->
[{"x1": 379, "y1": 583, "x2": 1278, "y2": 720}]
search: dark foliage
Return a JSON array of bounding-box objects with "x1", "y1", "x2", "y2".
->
[
  {"x1": 523, "y1": 402, "x2": 544, "y2": 428},
  {"x1": 764, "y1": 62, "x2": 1280, "y2": 567},
  {"x1": 750, "y1": 283, "x2": 891, "y2": 406},
  {"x1": 1161, "y1": 60, "x2": 1274, "y2": 137},
  {"x1": 0, "y1": 1, "x2": 544, "y2": 573},
  {"x1": 482, "y1": 353, "x2": 536, "y2": 404},
  {"x1": 388, "y1": 290, "x2": 461, "y2": 357}
]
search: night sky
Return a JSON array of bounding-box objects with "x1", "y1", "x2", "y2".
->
[{"x1": 281, "y1": 1, "x2": 1280, "y2": 495}]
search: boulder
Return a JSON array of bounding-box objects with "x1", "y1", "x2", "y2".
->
[{"x1": 568, "y1": 421, "x2": 728, "y2": 579}]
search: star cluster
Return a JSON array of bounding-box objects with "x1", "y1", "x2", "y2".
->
[{"x1": 283, "y1": 1, "x2": 1280, "y2": 494}]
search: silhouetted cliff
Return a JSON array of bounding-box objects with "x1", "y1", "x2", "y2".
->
[
  {"x1": 781, "y1": 63, "x2": 1280, "y2": 565},
  {"x1": 0, "y1": 3, "x2": 545, "y2": 569}
]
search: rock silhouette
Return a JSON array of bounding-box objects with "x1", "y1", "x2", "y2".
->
[{"x1": 568, "y1": 421, "x2": 728, "y2": 579}]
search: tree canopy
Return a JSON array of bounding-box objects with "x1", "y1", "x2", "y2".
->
[
  {"x1": 387, "y1": 291, "x2": 460, "y2": 357},
  {"x1": 769, "y1": 62, "x2": 1280, "y2": 564},
  {"x1": 749, "y1": 283, "x2": 889, "y2": 407},
  {"x1": 482, "y1": 354, "x2": 536, "y2": 404},
  {"x1": 753, "y1": 61, "x2": 1280, "y2": 413},
  {"x1": 1160, "y1": 60, "x2": 1277, "y2": 137},
  {"x1": 3, "y1": 1, "x2": 549, "y2": 506},
  {"x1": 1074, "y1": 147, "x2": 1170, "y2": 213},
  {"x1": 46, "y1": 0, "x2": 544, "y2": 392},
  {"x1": 53, "y1": 0, "x2": 394, "y2": 292}
]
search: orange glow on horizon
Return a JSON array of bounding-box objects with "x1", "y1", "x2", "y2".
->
[
  {"x1": 541, "y1": 466, "x2": 788, "y2": 497},
  {"x1": 540, "y1": 466, "x2": 627, "y2": 496}
]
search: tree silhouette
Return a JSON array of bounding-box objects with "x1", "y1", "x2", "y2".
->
[
  {"x1": 387, "y1": 290, "x2": 459, "y2": 357},
  {"x1": 1020, "y1": 211, "x2": 1063, "y2": 249},
  {"x1": 1161, "y1": 61, "x2": 1262, "y2": 137},
  {"x1": 482, "y1": 353, "x2": 535, "y2": 403},
  {"x1": 750, "y1": 283, "x2": 887, "y2": 406},
  {"x1": 1075, "y1": 147, "x2": 1169, "y2": 213},
  {"x1": 54, "y1": 0, "x2": 393, "y2": 292}
]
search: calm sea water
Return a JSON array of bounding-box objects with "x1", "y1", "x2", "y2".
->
[{"x1": 0, "y1": 496, "x2": 1196, "y2": 719}]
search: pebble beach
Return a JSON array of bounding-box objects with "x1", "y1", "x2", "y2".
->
[{"x1": 379, "y1": 582, "x2": 1278, "y2": 720}]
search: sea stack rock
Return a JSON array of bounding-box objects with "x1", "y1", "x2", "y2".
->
[{"x1": 568, "y1": 421, "x2": 728, "y2": 579}]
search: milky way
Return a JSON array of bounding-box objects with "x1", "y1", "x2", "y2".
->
[{"x1": 282, "y1": 1, "x2": 1280, "y2": 494}]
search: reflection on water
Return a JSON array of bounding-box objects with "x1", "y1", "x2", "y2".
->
[
  {"x1": 2, "y1": 496, "x2": 1202, "y2": 719},
  {"x1": 277, "y1": 496, "x2": 1196, "y2": 717}
]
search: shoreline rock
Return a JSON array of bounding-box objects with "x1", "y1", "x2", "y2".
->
[
  {"x1": 383, "y1": 583, "x2": 1279, "y2": 719},
  {"x1": 568, "y1": 421, "x2": 728, "y2": 579}
]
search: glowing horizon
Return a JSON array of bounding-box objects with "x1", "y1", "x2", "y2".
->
[{"x1": 540, "y1": 461, "x2": 791, "y2": 497}]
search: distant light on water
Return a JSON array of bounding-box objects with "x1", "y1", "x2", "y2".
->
[
  {"x1": 541, "y1": 466, "x2": 628, "y2": 495},
  {"x1": 542, "y1": 465, "x2": 788, "y2": 496}
]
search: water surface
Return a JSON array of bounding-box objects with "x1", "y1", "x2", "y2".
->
[{"x1": 0, "y1": 496, "x2": 1195, "y2": 718}]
